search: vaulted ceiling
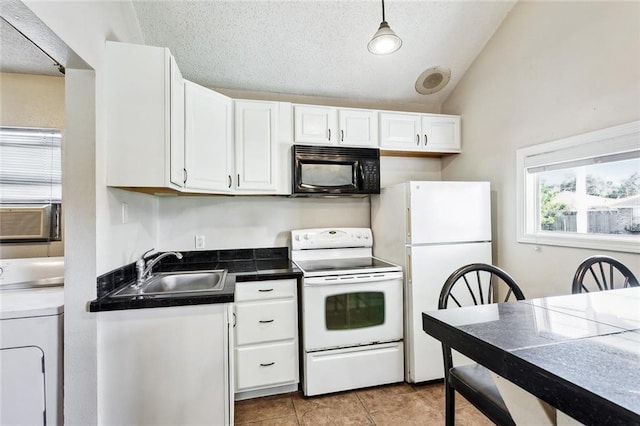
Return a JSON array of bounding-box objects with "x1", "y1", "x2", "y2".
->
[
  {"x1": 0, "y1": 1, "x2": 516, "y2": 110},
  {"x1": 132, "y1": 1, "x2": 516, "y2": 109}
]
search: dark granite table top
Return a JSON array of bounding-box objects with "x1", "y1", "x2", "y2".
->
[
  {"x1": 422, "y1": 287, "x2": 640, "y2": 426},
  {"x1": 89, "y1": 247, "x2": 302, "y2": 312}
]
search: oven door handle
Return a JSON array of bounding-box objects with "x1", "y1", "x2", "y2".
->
[{"x1": 304, "y1": 272, "x2": 402, "y2": 285}]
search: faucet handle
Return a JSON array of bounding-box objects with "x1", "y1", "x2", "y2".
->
[{"x1": 140, "y1": 248, "x2": 155, "y2": 260}]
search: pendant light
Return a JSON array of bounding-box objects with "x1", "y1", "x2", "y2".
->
[{"x1": 367, "y1": 0, "x2": 402, "y2": 55}]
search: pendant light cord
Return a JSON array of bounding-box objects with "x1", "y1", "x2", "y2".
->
[{"x1": 381, "y1": 0, "x2": 386, "y2": 22}]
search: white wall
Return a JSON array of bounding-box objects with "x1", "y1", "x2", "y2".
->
[
  {"x1": 156, "y1": 143, "x2": 443, "y2": 250},
  {"x1": 158, "y1": 157, "x2": 441, "y2": 251},
  {"x1": 159, "y1": 197, "x2": 369, "y2": 250},
  {"x1": 441, "y1": 1, "x2": 640, "y2": 298},
  {"x1": 22, "y1": 1, "x2": 145, "y2": 424},
  {"x1": 0, "y1": 72, "x2": 65, "y2": 258}
]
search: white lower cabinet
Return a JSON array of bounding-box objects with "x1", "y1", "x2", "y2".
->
[
  {"x1": 97, "y1": 304, "x2": 233, "y2": 425},
  {"x1": 234, "y1": 278, "x2": 299, "y2": 400}
]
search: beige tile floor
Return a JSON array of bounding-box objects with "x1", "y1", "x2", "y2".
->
[{"x1": 235, "y1": 381, "x2": 494, "y2": 425}]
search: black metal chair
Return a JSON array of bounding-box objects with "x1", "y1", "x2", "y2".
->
[
  {"x1": 572, "y1": 255, "x2": 639, "y2": 294},
  {"x1": 438, "y1": 263, "x2": 525, "y2": 426}
]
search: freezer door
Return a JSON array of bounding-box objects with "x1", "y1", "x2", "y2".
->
[
  {"x1": 404, "y1": 242, "x2": 492, "y2": 383},
  {"x1": 408, "y1": 181, "x2": 491, "y2": 244}
]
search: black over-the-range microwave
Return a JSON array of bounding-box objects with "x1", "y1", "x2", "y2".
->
[{"x1": 292, "y1": 144, "x2": 380, "y2": 196}]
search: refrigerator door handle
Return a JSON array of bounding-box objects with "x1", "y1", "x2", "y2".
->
[
  {"x1": 407, "y1": 252, "x2": 412, "y2": 283},
  {"x1": 406, "y1": 207, "x2": 412, "y2": 241}
]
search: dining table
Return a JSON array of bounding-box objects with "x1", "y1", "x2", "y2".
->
[{"x1": 422, "y1": 286, "x2": 640, "y2": 425}]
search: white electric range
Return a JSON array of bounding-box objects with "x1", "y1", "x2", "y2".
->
[{"x1": 291, "y1": 227, "x2": 404, "y2": 396}]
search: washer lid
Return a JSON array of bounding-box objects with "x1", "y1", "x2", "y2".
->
[{"x1": 0, "y1": 287, "x2": 64, "y2": 319}]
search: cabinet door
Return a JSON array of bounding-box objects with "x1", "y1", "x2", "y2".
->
[
  {"x1": 0, "y1": 347, "x2": 45, "y2": 425},
  {"x1": 294, "y1": 105, "x2": 337, "y2": 144},
  {"x1": 235, "y1": 101, "x2": 277, "y2": 192},
  {"x1": 98, "y1": 304, "x2": 230, "y2": 425},
  {"x1": 338, "y1": 108, "x2": 378, "y2": 147},
  {"x1": 169, "y1": 56, "x2": 185, "y2": 187},
  {"x1": 421, "y1": 115, "x2": 461, "y2": 153},
  {"x1": 379, "y1": 112, "x2": 422, "y2": 150},
  {"x1": 106, "y1": 41, "x2": 175, "y2": 188},
  {"x1": 184, "y1": 81, "x2": 233, "y2": 192}
]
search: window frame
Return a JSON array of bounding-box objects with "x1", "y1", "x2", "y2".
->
[{"x1": 516, "y1": 121, "x2": 640, "y2": 254}]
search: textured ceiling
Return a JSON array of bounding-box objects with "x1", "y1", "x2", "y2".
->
[
  {"x1": 0, "y1": 17, "x2": 63, "y2": 76},
  {"x1": 132, "y1": 0, "x2": 516, "y2": 109}
]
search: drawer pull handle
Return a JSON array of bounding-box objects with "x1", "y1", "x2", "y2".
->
[
  {"x1": 259, "y1": 319, "x2": 274, "y2": 324},
  {"x1": 258, "y1": 288, "x2": 274, "y2": 292},
  {"x1": 260, "y1": 362, "x2": 275, "y2": 367}
]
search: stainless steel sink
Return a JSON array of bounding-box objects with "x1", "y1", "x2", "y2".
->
[{"x1": 112, "y1": 270, "x2": 227, "y2": 297}]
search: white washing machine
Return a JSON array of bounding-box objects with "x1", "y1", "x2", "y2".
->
[{"x1": 0, "y1": 257, "x2": 64, "y2": 426}]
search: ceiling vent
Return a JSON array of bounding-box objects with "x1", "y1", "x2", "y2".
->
[{"x1": 415, "y1": 66, "x2": 451, "y2": 95}]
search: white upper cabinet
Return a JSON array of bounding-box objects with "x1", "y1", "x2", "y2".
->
[
  {"x1": 106, "y1": 41, "x2": 185, "y2": 190},
  {"x1": 234, "y1": 100, "x2": 278, "y2": 192},
  {"x1": 184, "y1": 81, "x2": 233, "y2": 193},
  {"x1": 294, "y1": 105, "x2": 337, "y2": 144},
  {"x1": 379, "y1": 112, "x2": 422, "y2": 150},
  {"x1": 169, "y1": 57, "x2": 185, "y2": 187},
  {"x1": 420, "y1": 114, "x2": 461, "y2": 153},
  {"x1": 380, "y1": 112, "x2": 461, "y2": 153},
  {"x1": 338, "y1": 109, "x2": 378, "y2": 147},
  {"x1": 294, "y1": 105, "x2": 377, "y2": 147}
]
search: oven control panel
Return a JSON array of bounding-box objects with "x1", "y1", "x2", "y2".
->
[{"x1": 291, "y1": 228, "x2": 372, "y2": 250}]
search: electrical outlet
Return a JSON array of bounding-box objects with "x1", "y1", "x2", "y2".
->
[{"x1": 195, "y1": 235, "x2": 205, "y2": 250}]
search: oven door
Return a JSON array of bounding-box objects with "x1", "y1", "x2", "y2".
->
[{"x1": 302, "y1": 271, "x2": 403, "y2": 351}]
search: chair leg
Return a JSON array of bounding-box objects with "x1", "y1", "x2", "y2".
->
[{"x1": 445, "y1": 380, "x2": 455, "y2": 426}]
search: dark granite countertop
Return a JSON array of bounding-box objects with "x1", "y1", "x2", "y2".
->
[
  {"x1": 89, "y1": 247, "x2": 302, "y2": 312},
  {"x1": 422, "y1": 287, "x2": 640, "y2": 426}
]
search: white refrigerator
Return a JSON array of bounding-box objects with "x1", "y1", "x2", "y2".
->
[{"x1": 371, "y1": 181, "x2": 492, "y2": 383}]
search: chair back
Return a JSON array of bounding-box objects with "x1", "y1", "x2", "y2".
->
[
  {"x1": 438, "y1": 263, "x2": 525, "y2": 376},
  {"x1": 571, "y1": 255, "x2": 639, "y2": 294}
]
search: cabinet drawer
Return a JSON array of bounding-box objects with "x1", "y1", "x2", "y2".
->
[
  {"x1": 235, "y1": 341, "x2": 298, "y2": 390},
  {"x1": 235, "y1": 299, "x2": 297, "y2": 345},
  {"x1": 235, "y1": 279, "x2": 296, "y2": 302}
]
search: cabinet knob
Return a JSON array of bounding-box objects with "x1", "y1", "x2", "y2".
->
[
  {"x1": 416, "y1": 134, "x2": 420, "y2": 146},
  {"x1": 328, "y1": 128, "x2": 332, "y2": 141},
  {"x1": 260, "y1": 362, "x2": 275, "y2": 367},
  {"x1": 259, "y1": 319, "x2": 274, "y2": 324},
  {"x1": 341, "y1": 130, "x2": 344, "y2": 142},
  {"x1": 228, "y1": 175, "x2": 232, "y2": 188},
  {"x1": 424, "y1": 134, "x2": 428, "y2": 146},
  {"x1": 183, "y1": 168, "x2": 188, "y2": 185}
]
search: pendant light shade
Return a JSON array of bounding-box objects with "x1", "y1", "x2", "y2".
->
[{"x1": 368, "y1": 0, "x2": 402, "y2": 55}]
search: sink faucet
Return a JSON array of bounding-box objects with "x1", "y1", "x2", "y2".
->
[{"x1": 135, "y1": 249, "x2": 183, "y2": 286}]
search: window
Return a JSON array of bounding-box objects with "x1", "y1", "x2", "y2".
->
[
  {"x1": 0, "y1": 126, "x2": 62, "y2": 242},
  {"x1": 517, "y1": 121, "x2": 640, "y2": 253}
]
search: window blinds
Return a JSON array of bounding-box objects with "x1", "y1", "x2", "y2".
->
[{"x1": 0, "y1": 127, "x2": 62, "y2": 203}]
